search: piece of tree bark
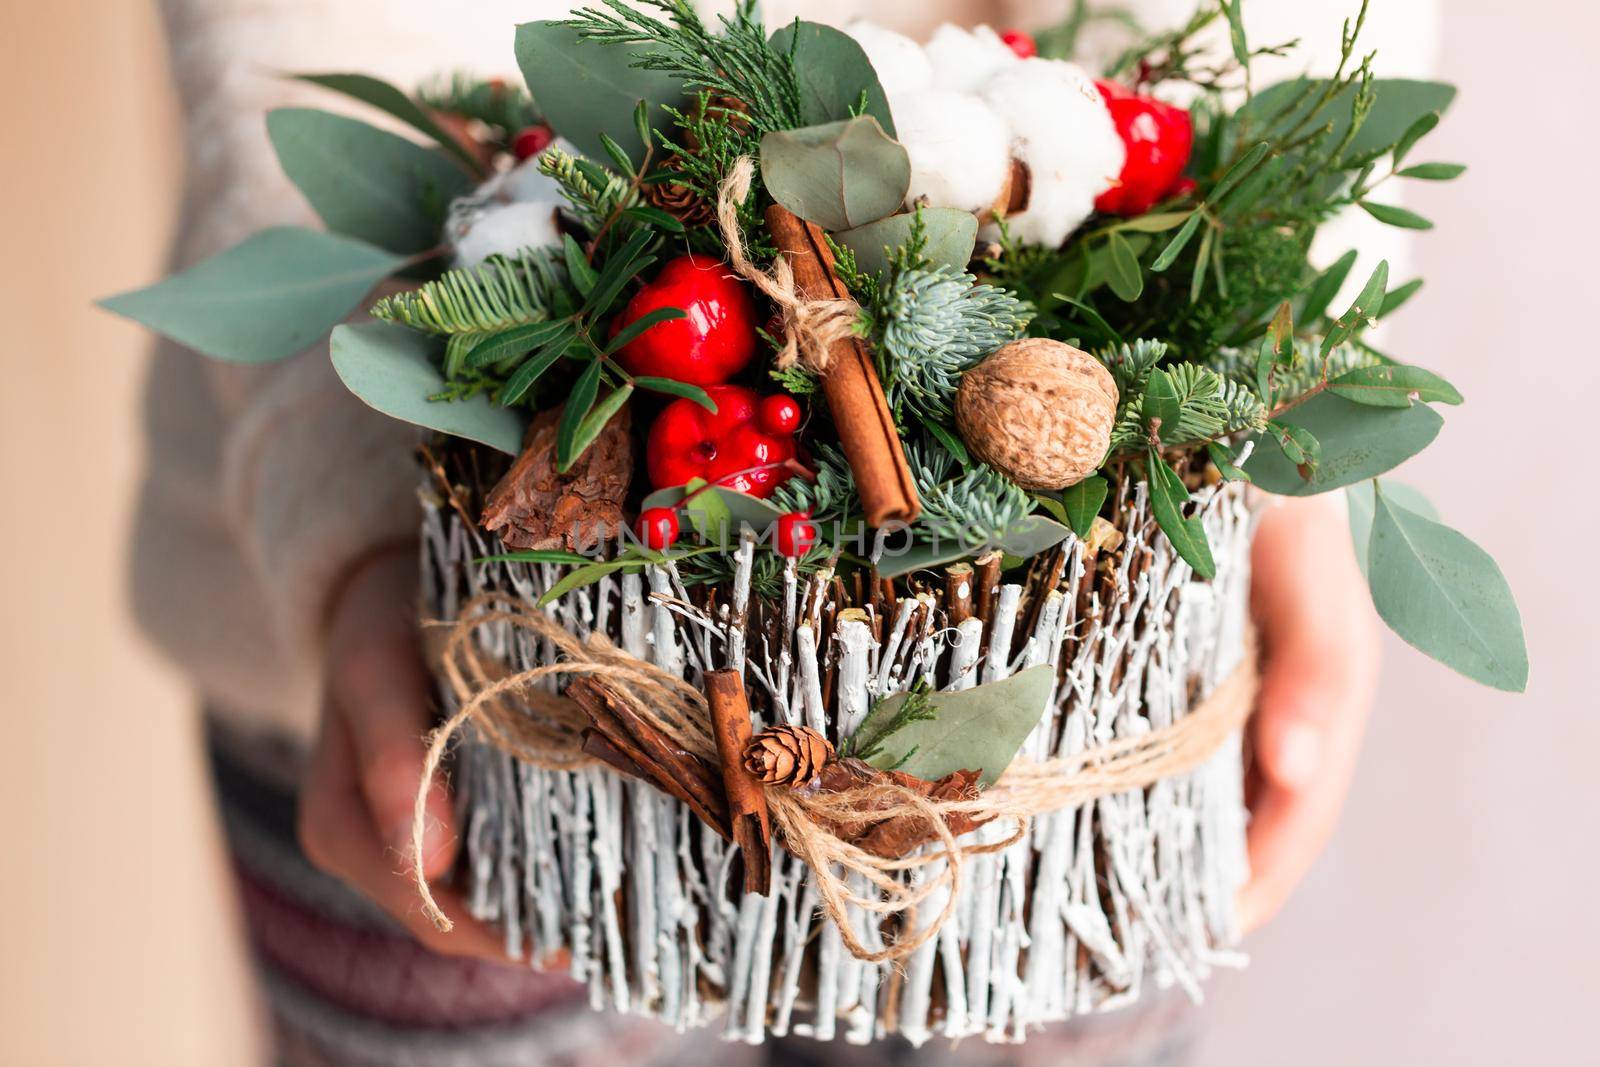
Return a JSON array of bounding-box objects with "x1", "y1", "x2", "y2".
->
[{"x1": 480, "y1": 403, "x2": 634, "y2": 551}]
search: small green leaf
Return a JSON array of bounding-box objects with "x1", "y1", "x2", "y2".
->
[
  {"x1": 1381, "y1": 278, "x2": 1424, "y2": 317},
  {"x1": 1244, "y1": 392, "x2": 1441, "y2": 495},
  {"x1": 1151, "y1": 213, "x2": 1203, "y2": 272},
  {"x1": 1146, "y1": 452, "x2": 1216, "y2": 579},
  {"x1": 760, "y1": 116, "x2": 911, "y2": 232},
  {"x1": 582, "y1": 228, "x2": 657, "y2": 316},
  {"x1": 852, "y1": 666, "x2": 1055, "y2": 786},
  {"x1": 330, "y1": 322, "x2": 526, "y2": 454},
  {"x1": 479, "y1": 549, "x2": 595, "y2": 566},
  {"x1": 1220, "y1": 0, "x2": 1250, "y2": 66},
  {"x1": 1206, "y1": 442, "x2": 1252, "y2": 483},
  {"x1": 1113, "y1": 211, "x2": 1194, "y2": 233},
  {"x1": 266, "y1": 108, "x2": 470, "y2": 254},
  {"x1": 1392, "y1": 110, "x2": 1440, "y2": 165},
  {"x1": 598, "y1": 132, "x2": 636, "y2": 176},
  {"x1": 563, "y1": 235, "x2": 598, "y2": 296},
  {"x1": 98, "y1": 228, "x2": 403, "y2": 364},
  {"x1": 1359, "y1": 201, "x2": 1434, "y2": 230},
  {"x1": 1267, "y1": 420, "x2": 1321, "y2": 479},
  {"x1": 1209, "y1": 142, "x2": 1271, "y2": 204},
  {"x1": 464, "y1": 318, "x2": 571, "y2": 369},
  {"x1": 924, "y1": 420, "x2": 970, "y2": 466},
  {"x1": 1396, "y1": 162, "x2": 1466, "y2": 181},
  {"x1": 623, "y1": 204, "x2": 686, "y2": 232},
  {"x1": 875, "y1": 516, "x2": 1069, "y2": 579},
  {"x1": 555, "y1": 360, "x2": 603, "y2": 468},
  {"x1": 561, "y1": 384, "x2": 634, "y2": 472},
  {"x1": 1189, "y1": 225, "x2": 1215, "y2": 303},
  {"x1": 768, "y1": 21, "x2": 897, "y2": 136},
  {"x1": 499, "y1": 329, "x2": 576, "y2": 405},
  {"x1": 291, "y1": 72, "x2": 484, "y2": 176},
  {"x1": 1142, "y1": 367, "x2": 1182, "y2": 439},
  {"x1": 1105, "y1": 232, "x2": 1144, "y2": 301},
  {"x1": 1329, "y1": 364, "x2": 1463, "y2": 407},
  {"x1": 1300, "y1": 250, "x2": 1358, "y2": 325},
  {"x1": 634, "y1": 376, "x2": 717, "y2": 411},
  {"x1": 604, "y1": 307, "x2": 686, "y2": 354},
  {"x1": 1322, "y1": 260, "x2": 1389, "y2": 356},
  {"x1": 835, "y1": 208, "x2": 978, "y2": 275},
  {"x1": 1059, "y1": 476, "x2": 1109, "y2": 538},
  {"x1": 1367, "y1": 485, "x2": 1528, "y2": 691}
]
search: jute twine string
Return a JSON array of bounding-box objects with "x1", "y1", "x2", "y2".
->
[
  {"x1": 411, "y1": 591, "x2": 1258, "y2": 963},
  {"x1": 715, "y1": 156, "x2": 859, "y2": 373}
]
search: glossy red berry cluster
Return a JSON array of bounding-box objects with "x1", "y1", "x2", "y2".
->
[{"x1": 647, "y1": 384, "x2": 798, "y2": 498}]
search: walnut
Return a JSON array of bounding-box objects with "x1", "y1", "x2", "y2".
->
[
  {"x1": 480, "y1": 403, "x2": 634, "y2": 552},
  {"x1": 742, "y1": 725, "x2": 835, "y2": 788},
  {"x1": 954, "y1": 338, "x2": 1118, "y2": 490}
]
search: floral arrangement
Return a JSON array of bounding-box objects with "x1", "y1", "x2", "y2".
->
[{"x1": 102, "y1": 0, "x2": 1528, "y2": 1042}]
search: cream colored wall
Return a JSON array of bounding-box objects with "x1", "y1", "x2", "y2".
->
[
  {"x1": 0, "y1": 2, "x2": 1592, "y2": 1066},
  {"x1": 0, "y1": 3, "x2": 262, "y2": 1065}
]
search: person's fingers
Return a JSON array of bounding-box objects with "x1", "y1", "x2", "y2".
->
[
  {"x1": 1238, "y1": 497, "x2": 1380, "y2": 932},
  {"x1": 326, "y1": 553, "x2": 458, "y2": 879},
  {"x1": 299, "y1": 710, "x2": 509, "y2": 960}
]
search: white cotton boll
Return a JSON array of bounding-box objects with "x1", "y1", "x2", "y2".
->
[
  {"x1": 453, "y1": 201, "x2": 562, "y2": 268},
  {"x1": 924, "y1": 24, "x2": 1019, "y2": 94},
  {"x1": 979, "y1": 58, "x2": 1124, "y2": 247},
  {"x1": 497, "y1": 152, "x2": 567, "y2": 204},
  {"x1": 845, "y1": 21, "x2": 933, "y2": 98},
  {"x1": 892, "y1": 89, "x2": 1011, "y2": 214}
]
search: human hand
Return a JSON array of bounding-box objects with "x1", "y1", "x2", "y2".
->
[
  {"x1": 1239, "y1": 493, "x2": 1382, "y2": 932},
  {"x1": 298, "y1": 545, "x2": 508, "y2": 958}
]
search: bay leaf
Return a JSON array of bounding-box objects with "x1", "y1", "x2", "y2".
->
[
  {"x1": 330, "y1": 321, "x2": 527, "y2": 455},
  {"x1": 854, "y1": 664, "x2": 1055, "y2": 787},
  {"x1": 98, "y1": 227, "x2": 402, "y2": 364},
  {"x1": 759, "y1": 116, "x2": 910, "y2": 232},
  {"x1": 267, "y1": 108, "x2": 470, "y2": 254}
]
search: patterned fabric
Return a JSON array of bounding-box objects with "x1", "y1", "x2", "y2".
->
[{"x1": 208, "y1": 715, "x2": 1193, "y2": 1066}]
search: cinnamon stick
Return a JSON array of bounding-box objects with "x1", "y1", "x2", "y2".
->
[
  {"x1": 705, "y1": 669, "x2": 772, "y2": 894},
  {"x1": 764, "y1": 204, "x2": 919, "y2": 527}
]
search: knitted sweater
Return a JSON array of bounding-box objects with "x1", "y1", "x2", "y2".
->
[{"x1": 136, "y1": 0, "x2": 1435, "y2": 743}]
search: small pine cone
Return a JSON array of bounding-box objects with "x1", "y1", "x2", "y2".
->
[
  {"x1": 743, "y1": 725, "x2": 835, "y2": 787},
  {"x1": 644, "y1": 155, "x2": 713, "y2": 227}
]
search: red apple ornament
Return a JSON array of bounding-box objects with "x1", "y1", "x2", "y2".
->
[
  {"x1": 648, "y1": 385, "x2": 797, "y2": 498},
  {"x1": 1000, "y1": 28, "x2": 1038, "y2": 59},
  {"x1": 1093, "y1": 81, "x2": 1194, "y2": 216},
  {"x1": 613, "y1": 255, "x2": 757, "y2": 387}
]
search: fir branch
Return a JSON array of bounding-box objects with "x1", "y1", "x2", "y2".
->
[
  {"x1": 771, "y1": 443, "x2": 855, "y2": 523},
  {"x1": 564, "y1": 0, "x2": 803, "y2": 134},
  {"x1": 909, "y1": 442, "x2": 1033, "y2": 547}
]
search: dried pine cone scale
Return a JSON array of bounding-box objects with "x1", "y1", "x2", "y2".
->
[{"x1": 743, "y1": 725, "x2": 835, "y2": 788}]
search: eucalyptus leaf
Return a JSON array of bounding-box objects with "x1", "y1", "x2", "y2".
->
[
  {"x1": 1147, "y1": 453, "x2": 1216, "y2": 579},
  {"x1": 1329, "y1": 364, "x2": 1462, "y2": 407},
  {"x1": 759, "y1": 116, "x2": 910, "y2": 232},
  {"x1": 99, "y1": 227, "x2": 403, "y2": 364},
  {"x1": 514, "y1": 21, "x2": 685, "y2": 163},
  {"x1": 291, "y1": 72, "x2": 484, "y2": 175},
  {"x1": 875, "y1": 515, "x2": 1070, "y2": 579},
  {"x1": 640, "y1": 484, "x2": 788, "y2": 544},
  {"x1": 835, "y1": 209, "x2": 978, "y2": 274},
  {"x1": 1243, "y1": 392, "x2": 1442, "y2": 494},
  {"x1": 853, "y1": 665, "x2": 1055, "y2": 786},
  {"x1": 1367, "y1": 485, "x2": 1528, "y2": 692},
  {"x1": 330, "y1": 321, "x2": 526, "y2": 454},
  {"x1": 266, "y1": 108, "x2": 470, "y2": 254},
  {"x1": 769, "y1": 21, "x2": 896, "y2": 135},
  {"x1": 1346, "y1": 479, "x2": 1436, "y2": 575}
]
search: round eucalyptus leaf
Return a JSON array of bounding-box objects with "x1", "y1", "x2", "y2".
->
[{"x1": 760, "y1": 117, "x2": 911, "y2": 232}]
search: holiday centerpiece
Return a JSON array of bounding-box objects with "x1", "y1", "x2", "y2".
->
[{"x1": 103, "y1": 0, "x2": 1527, "y2": 1046}]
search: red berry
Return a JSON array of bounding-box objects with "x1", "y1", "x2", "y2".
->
[
  {"x1": 512, "y1": 124, "x2": 554, "y2": 161},
  {"x1": 757, "y1": 394, "x2": 802, "y2": 435},
  {"x1": 775, "y1": 512, "x2": 817, "y2": 558},
  {"x1": 647, "y1": 384, "x2": 797, "y2": 498},
  {"x1": 1000, "y1": 28, "x2": 1037, "y2": 59},
  {"x1": 635, "y1": 507, "x2": 680, "y2": 551},
  {"x1": 613, "y1": 255, "x2": 758, "y2": 387},
  {"x1": 1092, "y1": 81, "x2": 1194, "y2": 217}
]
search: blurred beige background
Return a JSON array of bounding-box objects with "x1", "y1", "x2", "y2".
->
[{"x1": 0, "y1": 2, "x2": 1593, "y2": 1065}]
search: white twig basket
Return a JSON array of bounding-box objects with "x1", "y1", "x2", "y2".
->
[{"x1": 420, "y1": 480, "x2": 1254, "y2": 1045}]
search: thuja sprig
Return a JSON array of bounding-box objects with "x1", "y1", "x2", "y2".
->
[{"x1": 845, "y1": 683, "x2": 938, "y2": 766}]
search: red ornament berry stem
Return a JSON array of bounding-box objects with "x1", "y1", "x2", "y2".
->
[{"x1": 763, "y1": 205, "x2": 920, "y2": 528}]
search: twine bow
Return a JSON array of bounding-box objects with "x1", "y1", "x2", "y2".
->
[
  {"x1": 716, "y1": 156, "x2": 860, "y2": 373},
  {"x1": 412, "y1": 592, "x2": 1258, "y2": 963}
]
